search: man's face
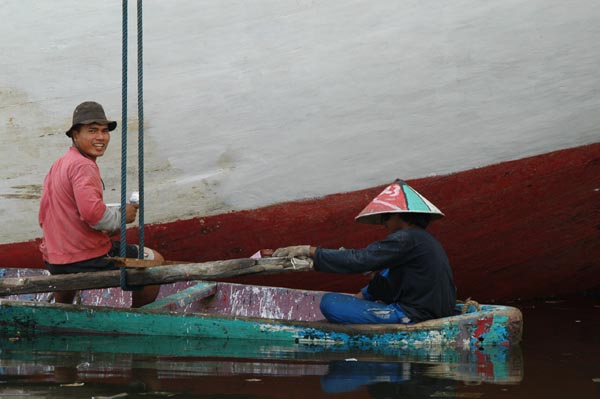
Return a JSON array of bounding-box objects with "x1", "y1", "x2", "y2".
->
[
  {"x1": 72, "y1": 123, "x2": 110, "y2": 160},
  {"x1": 383, "y1": 213, "x2": 405, "y2": 233}
]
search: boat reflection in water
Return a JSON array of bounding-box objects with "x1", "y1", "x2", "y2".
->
[{"x1": 0, "y1": 335, "x2": 522, "y2": 398}]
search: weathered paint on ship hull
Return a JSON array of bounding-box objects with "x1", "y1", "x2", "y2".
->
[{"x1": 1, "y1": 143, "x2": 599, "y2": 302}]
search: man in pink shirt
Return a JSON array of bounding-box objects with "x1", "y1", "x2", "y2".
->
[{"x1": 39, "y1": 101, "x2": 161, "y2": 307}]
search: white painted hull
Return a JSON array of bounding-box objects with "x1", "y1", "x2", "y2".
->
[{"x1": 1, "y1": 0, "x2": 600, "y2": 244}]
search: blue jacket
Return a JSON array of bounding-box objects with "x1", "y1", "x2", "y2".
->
[{"x1": 313, "y1": 227, "x2": 457, "y2": 322}]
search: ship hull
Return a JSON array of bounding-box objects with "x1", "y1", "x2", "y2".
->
[{"x1": 2, "y1": 142, "x2": 599, "y2": 301}]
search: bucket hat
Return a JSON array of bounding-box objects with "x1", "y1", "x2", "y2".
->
[
  {"x1": 355, "y1": 179, "x2": 444, "y2": 225},
  {"x1": 66, "y1": 101, "x2": 117, "y2": 137}
]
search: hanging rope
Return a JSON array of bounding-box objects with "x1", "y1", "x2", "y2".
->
[
  {"x1": 119, "y1": 0, "x2": 128, "y2": 259},
  {"x1": 119, "y1": 0, "x2": 146, "y2": 289},
  {"x1": 119, "y1": 0, "x2": 142, "y2": 291},
  {"x1": 137, "y1": 0, "x2": 145, "y2": 257}
]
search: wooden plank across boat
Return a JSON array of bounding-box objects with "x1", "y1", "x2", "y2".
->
[{"x1": 0, "y1": 264, "x2": 522, "y2": 350}]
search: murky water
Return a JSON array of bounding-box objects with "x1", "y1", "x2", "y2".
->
[{"x1": 0, "y1": 296, "x2": 598, "y2": 399}]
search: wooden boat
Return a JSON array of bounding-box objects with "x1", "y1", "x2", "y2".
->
[{"x1": 0, "y1": 263, "x2": 522, "y2": 350}]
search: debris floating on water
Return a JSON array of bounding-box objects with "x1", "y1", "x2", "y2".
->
[
  {"x1": 92, "y1": 393, "x2": 129, "y2": 399},
  {"x1": 60, "y1": 382, "x2": 84, "y2": 387}
]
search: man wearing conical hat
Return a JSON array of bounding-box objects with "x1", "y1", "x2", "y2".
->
[{"x1": 272, "y1": 179, "x2": 456, "y2": 324}]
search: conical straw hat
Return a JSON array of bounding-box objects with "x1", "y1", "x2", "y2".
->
[{"x1": 355, "y1": 179, "x2": 444, "y2": 225}]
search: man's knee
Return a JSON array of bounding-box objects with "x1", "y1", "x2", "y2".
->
[
  {"x1": 140, "y1": 246, "x2": 165, "y2": 263},
  {"x1": 152, "y1": 249, "x2": 165, "y2": 263},
  {"x1": 320, "y1": 293, "x2": 346, "y2": 321}
]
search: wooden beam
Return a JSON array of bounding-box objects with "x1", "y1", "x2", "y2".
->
[
  {"x1": 0, "y1": 257, "x2": 312, "y2": 295},
  {"x1": 110, "y1": 258, "x2": 191, "y2": 268},
  {"x1": 140, "y1": 281, "x2": 217, "y2": 310}
]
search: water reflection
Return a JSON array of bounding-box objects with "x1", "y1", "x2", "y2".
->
[
  {"x1": 0, "y1": 335, "x2": 522, "y2": 398},
  {"x1": 320, "y1": 344, "x2": 522, "y2": 396}
]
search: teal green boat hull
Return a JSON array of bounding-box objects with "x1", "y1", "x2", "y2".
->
[{"x1": 0, "y1": 281, "x2": 522, "y2": 350}]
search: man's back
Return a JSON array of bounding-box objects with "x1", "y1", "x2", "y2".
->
[{"x1": 383, "y1": 227, "x2": 456, "y2": 321}]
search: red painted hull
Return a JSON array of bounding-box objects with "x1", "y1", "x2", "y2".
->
[{"x1": 2, "y1": 143, "x2": 599, "y2": 301}]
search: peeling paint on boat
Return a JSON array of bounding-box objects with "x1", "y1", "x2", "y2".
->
[
  {"x1": 0, "y1": 268, "x2": 522, "y2": 349},
  {"x1": 0, "y1": 283, "x2": 522, "y2": 350}
]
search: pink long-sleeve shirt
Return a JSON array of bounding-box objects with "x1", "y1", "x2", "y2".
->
[{"x1": 39, "y1": 146, "x2": 112, "y2": 264}]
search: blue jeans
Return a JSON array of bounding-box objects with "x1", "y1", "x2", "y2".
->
[{"x1": 320, "y1": 293, "x2": 411, "y2": 324}]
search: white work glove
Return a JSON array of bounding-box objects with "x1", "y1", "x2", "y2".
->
[{"x1": 272, "y1": 245, "x2": 310, "y2": 258}]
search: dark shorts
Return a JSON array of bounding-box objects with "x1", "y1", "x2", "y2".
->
[{"x1": 45, "y1": 241, "x2": 139, "y2": 275}]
